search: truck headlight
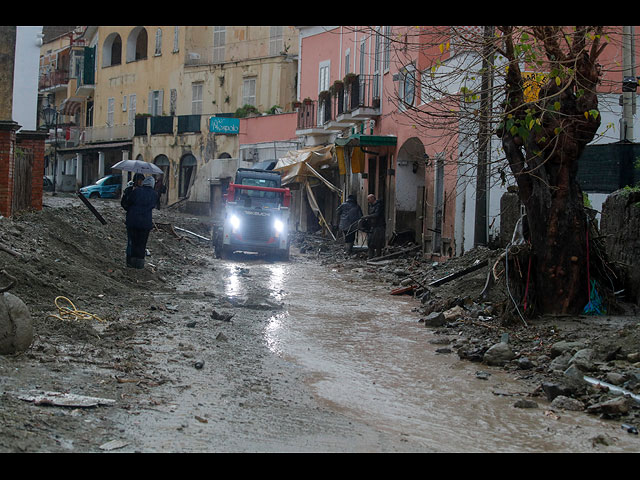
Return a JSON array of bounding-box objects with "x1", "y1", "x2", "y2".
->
[
  {"x1": 274, "y1": 219, "x2": 285, "y2": 233},
  {"x1": 230, "y1": 214, "x2": 241, "y2": 231}
]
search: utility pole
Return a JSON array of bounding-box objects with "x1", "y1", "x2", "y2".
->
[
  {"x1": 475, "y1": 25, "x2": 494, "y2": 246},
  {"x1": 621, "y1": 26, "x2": 636, "y2": 142}
]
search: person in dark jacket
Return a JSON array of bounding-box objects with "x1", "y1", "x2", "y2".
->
[
  {"x1": 121, "y1": 173, "x2": 144, "y2": 209},
  {"x1": 336, "y1": 194, "x2": 362, "y2": 253},
  {"x1": 363, "y1": 194, "x2": 385, "y2": 259},
  {"x1": 122, "y1": 175, "x2": 158, "y2": 269}
]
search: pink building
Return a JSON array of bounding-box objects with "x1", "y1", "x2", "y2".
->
[{"x1": 295, "y1": 26, "x2": 457, "y2": 257}]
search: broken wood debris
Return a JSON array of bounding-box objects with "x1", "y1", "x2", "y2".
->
[
  {"x1": 76, "y1": 192, "x2": 107, "y2": 225},
  {"x1": 18, "y1": 391, "x2": 116, "y2": 408},
  {"x1": 367, "y1": 245, "x2": 421, "y2": 264},
  {"x1": 428, "y1": 259, "x2": 488, "y2": 287}
]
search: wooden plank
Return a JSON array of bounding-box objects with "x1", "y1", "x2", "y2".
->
[
  {"x1": 428, "y1": 259, "x2": 488, "y2": 287},
  {"x1": 76, "y1": 193, "x2": 107, "y2": 225}
]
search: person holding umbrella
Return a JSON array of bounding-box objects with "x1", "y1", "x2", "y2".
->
[{"x1": 121, "y1": 175, "x2": 158, "y2": 269}]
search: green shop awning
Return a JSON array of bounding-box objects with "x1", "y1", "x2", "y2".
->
[{"x1": 335, "y1": 134, "x2": 397, "y2": 147}]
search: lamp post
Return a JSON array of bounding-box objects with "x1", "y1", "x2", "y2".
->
[{"x1": 42, "y1": 105, "x2": 58, "y2": 193}]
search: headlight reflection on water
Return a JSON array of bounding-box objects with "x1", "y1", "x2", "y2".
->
[{"x1": 265, "y1": 312, "x2": 289, "y2": 355}]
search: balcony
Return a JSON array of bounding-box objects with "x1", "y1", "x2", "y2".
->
[
  {"x1": 295, "y1": 74, "x2": 381, "y2": 136},
  {"x1": 39, "y1": 70, "x2": 69, "y2": 92},
  {"x1": 135, "y1": 114, "x2": 205, "y2": 137},
  {"x1": 84, "y1": 124, "x2": 134, "y2": 143}
]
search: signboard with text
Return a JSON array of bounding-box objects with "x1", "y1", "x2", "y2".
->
[{"x1": 209, "y1": 116, "x2": 240, "y2": 134}]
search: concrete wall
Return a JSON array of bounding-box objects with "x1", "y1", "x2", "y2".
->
[{"x1": 601, "y1": 190, "x2": 640, "y2": 305}]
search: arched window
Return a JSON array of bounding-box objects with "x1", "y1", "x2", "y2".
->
[
  {"x1": 126, "y1": 27, "x2": 148, "y2": 62},
  {"x1": 102, "y1": 33, "x2": 122, "y2": 67},
  {"x1": 179, "y1": 154, "x2": 197, "y2": 198},
  {"x1": 154, "y1": 154, "x2": 170, "y2": 178}
]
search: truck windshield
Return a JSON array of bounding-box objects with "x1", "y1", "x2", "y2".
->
[{"x1": 240, "y1": 178, "x2": 278, "y2": 198}]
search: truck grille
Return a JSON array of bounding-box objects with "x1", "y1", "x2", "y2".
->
[{"x1": 241, "y1": 213, "x2": 272, "y2": 242}]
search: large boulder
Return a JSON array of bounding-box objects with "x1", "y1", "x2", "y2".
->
[{"x1": 0, "y1": 292, "x2": 33, "y2": 355}]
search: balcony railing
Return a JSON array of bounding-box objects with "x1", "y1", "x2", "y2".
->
[
  {"x1": 296, "y1": 101, "x2": 317, "y2": 130},
  {"x1": 39, "y1": 70, "x2": 69, "y2": 90},
  {"x1": 295, "y1": 74, "x2": 381, "y2": 131}
]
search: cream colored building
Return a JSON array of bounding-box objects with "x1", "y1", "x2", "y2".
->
[
  {"x1": 40, "y1": 26, "x2": 299, "y2": 212},
  {"x1": 92, "y1": 25, "x2": 299, "y2": 211}
]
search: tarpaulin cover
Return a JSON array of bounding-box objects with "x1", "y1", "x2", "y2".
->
[{"x1": 273, "y1": 145, "x2": 336, "y2": 186}]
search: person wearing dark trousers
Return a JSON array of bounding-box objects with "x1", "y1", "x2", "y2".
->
[
  {"x1": 336, "y1": 194, "x2": 363, "y2": 254},
  {"x1": 121, "y1": 175, "x2": 158, "y2": 269},
  {"x1": 364, "y1": 194, "x2": 385, "y2": 259}
]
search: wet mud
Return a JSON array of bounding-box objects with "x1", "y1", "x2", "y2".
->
[{"x1": 0, "y1": 195, "x2": 638, "y2": 452}]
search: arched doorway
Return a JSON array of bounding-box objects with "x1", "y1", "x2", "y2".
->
[
  {"x1": 154, "y1": 154, "x2": 170, "y2": 206},
  {"x1": 179, "y1": 154, "x2": 197, "y2": 198},
  {"x1": 395, "y1": 137, "x2": 426, "y2": 245}
]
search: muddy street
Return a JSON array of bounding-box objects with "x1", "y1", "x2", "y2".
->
[
  {"x1": 109, "y1": 254, "x2": 639, "y2": 453},
  {"x1": 0, "y1": 195, "x2": 639, "y2": 452}
]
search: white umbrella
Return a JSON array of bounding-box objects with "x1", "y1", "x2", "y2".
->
[{"x1": 112, "y1": 159, "x2": 163, "y2": 175}]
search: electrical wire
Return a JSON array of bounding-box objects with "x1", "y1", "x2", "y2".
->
[{"x1": 46, "y1": 296, "x2": 105, "y2": 323}]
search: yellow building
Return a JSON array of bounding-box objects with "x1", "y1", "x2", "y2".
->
[{"x1": 40, "y1": 26, "x2": 299, "y2": 211}]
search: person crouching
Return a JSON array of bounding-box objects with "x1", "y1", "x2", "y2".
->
[{"x1": 121, "y1": 175, "x2": 159, "y2": 269}]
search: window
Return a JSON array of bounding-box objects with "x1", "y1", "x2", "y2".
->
[
  {"x1": 373, "y1": 28, "x2": 381, "y2": 97},
  {"x1": 107, "y1": 97, "x2": 115, "y2": 126},
  {"x1": 128, "y1": 94, "x2": 136, "y2": 124},
  {"x1": 399, "y1": 64, "x2": 416, "y2": 109},
  {"x1": 318, "y1": 60, "x2": 330, "y2": 92},
  {"x1": 359, "y1": 40, "x2": 366, "y2": 74},
  {"x1": 122, "y1": 95, "x2": 127, "y2": 112},
  {"x1": 242, "y1": 77, "x2": 256, "y2": 106},
  {"x1": 344, "y1": 48, "x2": 350, "y2": 75},
  {"x1": 192, "y1": 83, "x2": 203, "y2": 115},
  {"x1": 155, "y1": 28, "x2": 162, "y2": 55},
  {"x1": 149, "y1": 90, "x2": 163, "y2": 116},
  {"x1": 269, "y1": 26, "x2": 283, "y2": 56},
  {"x1": 173, "y1": 26, "x2": 179, "y2": 53},
  {"x1": 213, "y1": 26, "x2": 225, "y2": 63},
  {"x1": 383, "y1": 26, "x2": 391, "y2": 72}
]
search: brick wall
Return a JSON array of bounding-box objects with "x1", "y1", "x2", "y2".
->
[
  {"x1": 16, "y1": 130, "x2": 47, "y2": 211},
  {"x1": 0, "y1": 122, "x2": 18, "y2": 217}
]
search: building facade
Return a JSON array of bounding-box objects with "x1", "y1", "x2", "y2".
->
[{"x1": 39, "y1": 26, "x2": 300, "y2": 214}]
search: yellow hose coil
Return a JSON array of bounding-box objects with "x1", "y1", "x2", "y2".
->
[{"x1": 48, "y1": 296, "x2": 105, "y2": 323}]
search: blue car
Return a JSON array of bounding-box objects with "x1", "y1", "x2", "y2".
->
[{"x1": 79, "y1": 174, "x2": 122, "y2": 199}]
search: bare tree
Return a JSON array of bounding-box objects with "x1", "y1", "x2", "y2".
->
[{"x1": 353, "y1": 25, "x2": 628, "y2": 315}]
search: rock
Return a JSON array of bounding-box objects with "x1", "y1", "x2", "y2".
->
[
  {"x1": 423, "y1": 311, "x2": 445, "y2": 327},
  {"x1": 483, "y1": 342, "x2": 515, "y2": 367},
  {"x1": 627, "y1": 352, "x2": 640, "y2": 363},
  {"x1": 443, "y1": 305, "x2": 464, "y2": 321},
  {"x1": 549, "y1": 352, "x2": 572, "y2": 372},
  {"x1": 550, "y1": 340, "x2": 586, "y2": 359},
  {"x1": 458, "y1": 345, "x2": 487, "y2": 362},
  {"x1": 517, "y1": 357, "x2": 534, "y2": 370},
  {"x1": 605, "y1": 372, "x2": 627, "y2": 385},
  {"x1": 551, "y1": 395, "x2": 585, "y2": 411},
  {"x1": 541, "y1": 382, "x2": 574, "y2": 402},
  {"x1": 514, "y1": 399, "x2": 538, "y2": 409},
  {"x1": 569, "y1": 348, "x2": 597, "y2": 371},
  {"x1": 587, "y1": 396, "x2": 631, "y2": 416},
  {"x1": 435, "y1": 348, "x2": 452, "y2": 354},
  {"x1": 0, "y1": 292, "x2": 33, "y2": 355}
]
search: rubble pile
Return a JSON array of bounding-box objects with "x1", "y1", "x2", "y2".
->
[{"x1": 298, "y1": 231, "x2": 640, "y2": 426}]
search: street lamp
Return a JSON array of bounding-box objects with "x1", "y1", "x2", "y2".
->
[{"x1": 42, "y1": 105, "x2": 58, "y2": 193}]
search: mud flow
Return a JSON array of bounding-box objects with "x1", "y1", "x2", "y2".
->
[{"x1": 189, "y1": 254, "x2": 638, "y2": 453}]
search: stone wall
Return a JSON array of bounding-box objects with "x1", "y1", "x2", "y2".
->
[{"x1": 600, "y1": 190, "x2": 640, "y2": 304}]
